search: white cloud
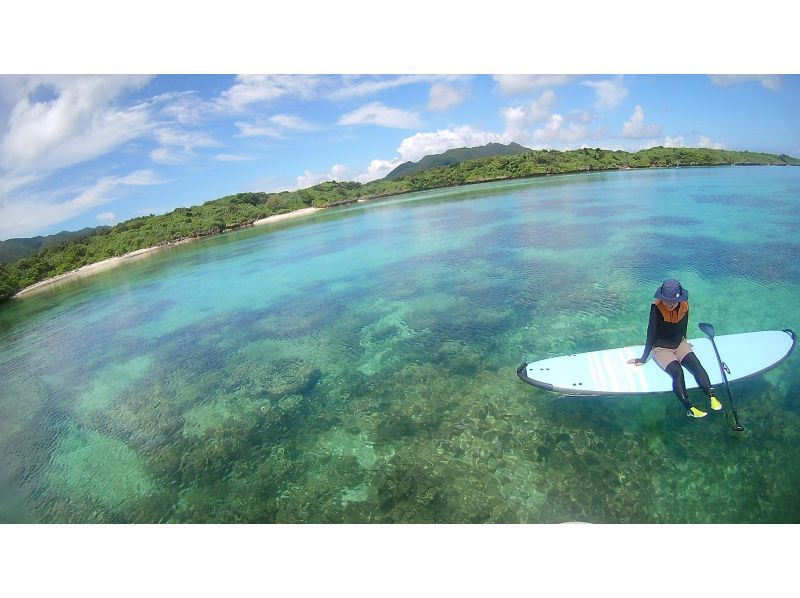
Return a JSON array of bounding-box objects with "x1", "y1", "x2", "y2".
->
[
  {"x1": 150, "y1": 147, "x2": 187, "y2": 165},
  {"x1": 493, "y1": 75, "x2": 574, "y2": 95},
  {"x1": 67, "y1": 170, "x2": 161, "y2": 210},
  {"x1": 235, "y1": 121, "x2": 282, "y2": 138},
  {"x1": 330, "y1": 164, "x2": 348, "y2": 180},
  {"x1": 217, "y1": 75, "x2": 321, "y2": 112},
  {"x1": 501, "y1": 106, "x2": 529, "y2": 142},
  {"x1": 150, "y1": 128, "x2": 220, "y2": 164},
  {"x1": 155, "y1": 128, "x2": 219, "y2": 151},
  {"x1": 622, "y1": 106, "x2": 662, "y2": 139},
  {"x1": 0, "y1": 169, "x2": 162, "y2": 239},
  {"x1": 235, "y1": 114, "x2": 315, "y2": 139},
  {"x1": 293, "y1": 164, "x2": 351, "y2": 190},
  {"x1": 119, "y1": 170, "x2": 161, "y2": 186},
  {"x1": 664, "y1": 136, "x2": 685, "y2": 147},
  {"x1": 531, "y1": 114, "x2": 589, "y2": 145},
  {"x1": 396, "y1": 126, "x2": 506, "y2": 163},
  {"x1": 152, "y1": 91, "x2": 206, "y2": 124},
  {"x1": 0, "y1": 199, "x2": 72, "y2": 239},
  {"x1": 581, "y1": 77, "x2": 628, "y2": 110},
  {"x1": 354, "y1": 159, "x2": 403, "y2": 183},
  {"x1": 337, "y1": 102, "x2": 422, "y2": 129},
  {"x1": 0, "y1": 172, "x2": 38, "y2": 198},
  {"x1": 96, "y1": 211, "x2": 116, "y2": 222},
  {"x1": 0, "y1": 75, "x2": 153, "y2": 174},
  {"x1": 502, "y1": 90, "x2": 558, "y2": 142},
  {"x1": 591, "y1": 124, "x2": 611, "y2": 139},
  {"x1": 662, "y1": 135, "x2": 725, "y2": 149},
  {"x1": 529, "y1": 90, "x2": 557, "y2": 122},
  {"x1": 269, "y1": 114, "x2": 315, "y2": 130},
  {"x1": 245, "y1": 175, "x2": 281, "y2": 193},
  {"x1": 296, "y1": 170, "x2": 329, "y2": 189},
  {"x1": 427, "y1": 83, "x2": 465, "y2": 111},
  {"x1": 709, "y1": 75, "x2": 781, "y2": 92},
  {"x1": 329, "y1": 75, "x2": 467, "y2": 100},
  {"x1": 698, "y1": 136, "x2": 726, "y2": 149}
]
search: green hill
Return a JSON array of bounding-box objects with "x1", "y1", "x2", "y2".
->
[
  {"x1": 0, "y1": 226, "x2": 109, "y2": 264},
  {"x1": 384, "y1": 142, "x2": 531, "y2": 181}
]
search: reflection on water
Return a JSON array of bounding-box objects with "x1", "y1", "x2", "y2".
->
[{"x1": 1, "y1": 166, "x2": 800, "y2": 523}]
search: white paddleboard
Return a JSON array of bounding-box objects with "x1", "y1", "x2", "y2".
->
[{"x1": 517, "y1": 329, "x2": 796, "y2": 395}]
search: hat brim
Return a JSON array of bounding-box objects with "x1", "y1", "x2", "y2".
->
[{"x1": 653, "y1": 289, "x2": 689, "y2": 302}]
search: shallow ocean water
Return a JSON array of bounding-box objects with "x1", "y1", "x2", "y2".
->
[{"x1": 1, "y1": 165, "x2": 799, "y2": 523}]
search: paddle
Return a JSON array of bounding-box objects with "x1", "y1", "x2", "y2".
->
[{"x1": 699, "y1": 322, "x2": 744, "y2": 432}]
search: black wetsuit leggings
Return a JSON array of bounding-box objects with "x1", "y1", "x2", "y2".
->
[{"x1": 664, "y1": 352, "x2": 714, "y2": 409}]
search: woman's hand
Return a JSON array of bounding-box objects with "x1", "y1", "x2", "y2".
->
[{"x1": 627, "y1": 358, "x2": 644, "y2": 366}]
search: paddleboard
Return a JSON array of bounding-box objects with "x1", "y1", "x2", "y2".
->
[{"x1": 517, "y1": 329, "x2": 796, "y2": 395}]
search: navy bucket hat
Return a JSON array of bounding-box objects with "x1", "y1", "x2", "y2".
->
[{"x1": 654, "y1": 278, "x2": 689, "y2": 302}]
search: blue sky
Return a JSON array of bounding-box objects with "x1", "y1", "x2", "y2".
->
[{"x1": 0, "y1": 73, "x2": 797, "y2": 240}]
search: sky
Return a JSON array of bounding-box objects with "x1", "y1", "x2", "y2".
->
[{"x1": 1, "y1": 73, "x2": 797, "y2": 240}]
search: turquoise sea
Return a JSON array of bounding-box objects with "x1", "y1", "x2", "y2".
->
[{"x1": 1, "y1": 166, "x2": 799, "y2": 523}]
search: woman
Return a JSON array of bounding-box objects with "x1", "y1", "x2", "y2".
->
[{"x1": 627, "y1": 278, "x2": 722, "y2": 418}]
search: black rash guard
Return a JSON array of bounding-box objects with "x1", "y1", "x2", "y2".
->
[{"x1": 640, "y1": 301, "x2": 689, "y2": 362}]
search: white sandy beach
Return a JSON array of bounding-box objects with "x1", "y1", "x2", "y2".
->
[
  {"x1": 14, "y1": 245, "x2": 173, "y2": 298},
  {"x1": 252, "y1": 207, "x2": 321, "y2": 226},
  {"x1": 13, "y1": 207, "x2": 324, "y2": 299}
]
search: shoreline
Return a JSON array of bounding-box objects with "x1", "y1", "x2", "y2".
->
[
  {"x1": 12, "y1": 206, "x2": 324, "y2": 299},
  {"x1": 13, "y1": 243, "x2": 187, "y2": 298}
]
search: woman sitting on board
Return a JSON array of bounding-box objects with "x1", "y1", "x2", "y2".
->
[{"x1": 627, "y1": 278, "x2": 723, "y2": 418}]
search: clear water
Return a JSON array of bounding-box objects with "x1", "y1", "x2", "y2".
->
[{"x1": 1, "y1": 166, "x2": 799, "y2": 523}]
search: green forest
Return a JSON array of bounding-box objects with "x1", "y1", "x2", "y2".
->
[{"x1": 2, "y1": 146, "x2": 798, "y2": 303}]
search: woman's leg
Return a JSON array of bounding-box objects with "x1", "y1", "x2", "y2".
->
[
  {"x1": 664, "y1": 360, "x2": 693, "y2": 410},
  {"x1": 679, "y1": 351, "x2": 714, "y2": 396},
  {"x1": 680, "y1": 350, "x2": 721, "y2": 410},
  {"x1": 654, "y1": 347, "x2": 705, "y2": 415},
  {"x1": 655, "y1": 348, "x2": 692, "y2": 408}
]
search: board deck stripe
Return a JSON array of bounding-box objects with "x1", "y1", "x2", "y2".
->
[
  {"x1": 602, "y1": 351, "x2": 621, "y2": 392},
  {"x1": 618, "y1": 350, "x2": 633, "y2": 392},
  {"x1": 588, "y1": 352, "x2": 601, "y2": 390},
  {"x1": 624, "y1": 347, "x2": 649, "y2": 393},
  {"x1": 589, "y1": 351, "x2": 608, "y2": 392}
]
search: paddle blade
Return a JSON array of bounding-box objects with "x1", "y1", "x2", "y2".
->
[{"x1": 699, "y1": 322, "x2": 715, "y2": 338}]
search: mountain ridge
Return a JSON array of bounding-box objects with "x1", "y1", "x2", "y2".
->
[
  {"x1": 384, "y1": 142, "x2": 530, "y2": 181},
  {"x1": 0, "y1": 226, "x2": 110, "y2": 264}
]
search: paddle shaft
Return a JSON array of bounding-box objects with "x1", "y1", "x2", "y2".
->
[{"x1": 706, "y1": 335, "x2": 744, "y2": 431}]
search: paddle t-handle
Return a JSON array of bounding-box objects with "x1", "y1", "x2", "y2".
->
[{"x1": 699, "y1": 322, "x2": 744, "y2": 432}]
